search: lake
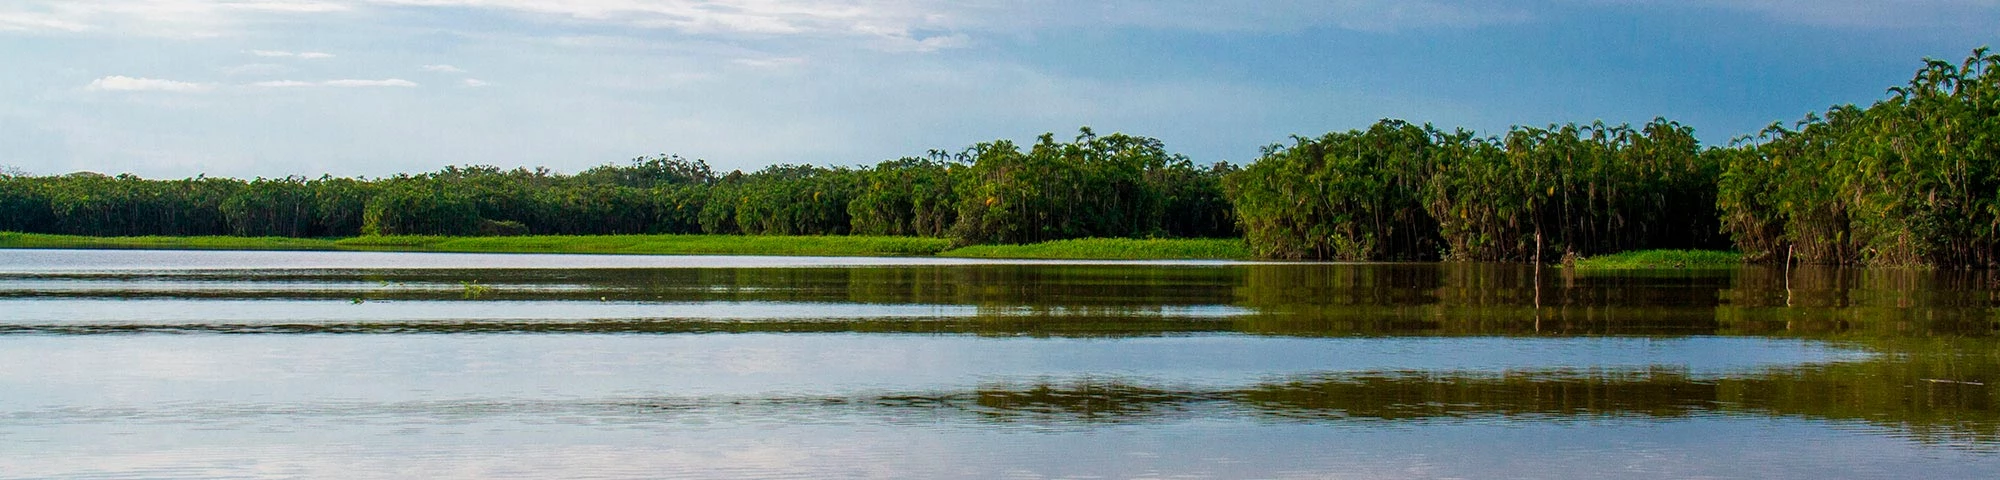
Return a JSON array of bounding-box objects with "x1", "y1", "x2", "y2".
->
[{"x1": 0, "y1": 249, "x2": 1994, "y2": 479}]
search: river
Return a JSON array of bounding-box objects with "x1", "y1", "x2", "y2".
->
[{"x1": 0, "y1": 249, "x2": 1993, "y2": 479}]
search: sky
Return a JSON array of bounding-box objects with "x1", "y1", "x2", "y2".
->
[{"x1": 2, "y1": 0, "x2": 1997, "y2": 179}]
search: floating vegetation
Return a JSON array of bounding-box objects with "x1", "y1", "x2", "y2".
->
[{"x1": 459, "y1": 280, "x2": 493, "y2": 300}]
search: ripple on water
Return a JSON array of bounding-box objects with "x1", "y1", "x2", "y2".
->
[{"x1": 0, "y1": 250, "x2": 1993, "y2": 479}]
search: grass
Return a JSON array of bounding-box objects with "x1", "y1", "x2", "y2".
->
[
  {"x1": 0, "y1": 232, "x2": 1250, "y2": 260},
  {"x1": 334, "y1": 234, "x2": 956, "y2": 257},
  {"x1": 1571, "y1": 249, "x2": 1743, "y2": 270},
  {"x1": 939, "y1": 238, "x2": 1254, "y2": 260},
  {"x1": 0, "y1": 232, "x2": 955, "y2": 257},
  {"x1": 0, "y1": 232, "x2": 1742, "y2": 264},
  {"x1": 0, "y1": 232, "x2": 1745, "y2": 264},
  {"x1": 0, "y1": 232, "x2": 340, "y2": 250}
]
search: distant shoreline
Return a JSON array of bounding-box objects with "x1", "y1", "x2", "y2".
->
[
  {"x1": 0, "y1": 232, "x2": 1750, "y2": 268},
  {"x1": 0, "y1": 232, "x2": 1255, "y2": 261}
]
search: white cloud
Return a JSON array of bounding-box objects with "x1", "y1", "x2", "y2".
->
[
  {"x1": 252, "y1": 78, "x2": 417, "y2": 88},
  {"x1": 85, "y1": 75, "x2": 210, "y2": 93},
  {"x1": 238, "y1": 1, "x2": 350, "y2": 13},
  {"x1": 221, "y1": 63, "x2": 292, "y2": 76},
  {"x1": 0, "y1": 1, "x2": 353, "y2": 38},
  {"x1": 461, "y1": 78, "x2": 489, "y2": 87},
  {"x1": 250, "y1": 49, "x2": 334, "y2": 58},
  {"x1": 368, "y1": 0, "x2": 862, "y2": 34},
  {"x1": 0, "y1": 11, "x2": 90, "y2": 32},
  {"x1": 0, "y1": 1, "x2": 1533, "y2": 52},
  {"x1": 324, "y1": 78, "x2": 414, "y2": 87},
  {"x1": 9, "y1": 0, "x2": 1998, "y2": 45},
  {"x1": 421, "y1": 64, "x2": 465, "y2": 73},
  {"x1": 0, "y1": 0, "x2": 1552, "y2": 58},
  {"x1": 731, "y1": 57, "x2": 806, "y2": 68},
  {"x1": 361, "y1": 0, "x2": 975, "y2": 51},
  {"x1": 941, "y1": 0, "x2": 1532, "y2": 33}
]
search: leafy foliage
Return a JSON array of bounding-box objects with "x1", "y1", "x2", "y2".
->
[
  {"x1": 951, "y1": 129, "x2": 1227, "y2": 244},
  {"x1": 1226, "y1": 119, "x2": 1722, "y2": 261},
  {"x1": 0, "y1": 130, "x2": 1232, "y2": 246},
  {"x1": 849, "y1": 154, "x2": 959, "y2": 237},
  {"x1": 1717, "y1": 48, "x2": 2000, "y2": 267},
  {"x1": 1227, "y1": 121, "x2": 1445, "y2": 260},
  {"x1": 1426, "y1": 119, "x2": 1723, "y2": 261}
]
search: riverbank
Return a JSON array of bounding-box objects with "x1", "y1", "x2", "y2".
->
[
  {"x1": 0, "y1": 232, "x2": 1251, "y2": 260},
  {"x1": 1571, "y1": 249, "x2": 1744, "y2": 270},
  {"x1": 333, "y1": 234, "x2": 955, "y2": 257},
  {"x1": 938, "y1": 238, "x2": 1252, "y2": 260},
  {"x1": 0, "y1": 233, "x2": 1744, "y2": 264}
]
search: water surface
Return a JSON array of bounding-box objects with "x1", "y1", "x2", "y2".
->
[{"x1": 1, "y1": 249, "x2": 1994, "y2": 479}]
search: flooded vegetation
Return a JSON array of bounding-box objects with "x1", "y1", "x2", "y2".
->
[{"x1": 1, "y1": 249, "x2": 1996, "y2": 478}]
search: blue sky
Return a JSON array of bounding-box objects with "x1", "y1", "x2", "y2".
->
[{"x1": 2, "y1": 1, "x2": 1997, "y2": 179}]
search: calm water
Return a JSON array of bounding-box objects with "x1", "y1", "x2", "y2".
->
[{"x1": 1, "y1": 249, "x2": 1995, "y2": 479}]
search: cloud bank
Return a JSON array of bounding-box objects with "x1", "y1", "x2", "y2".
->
[
  {"x1": 252, "y1": 78, "x2": 417, "y2": 87},
  {"x1": 251, "y1": 49, "x2": 334, "y2": 58},
  {"x1": 85, "y1": 75, "x2": 210, "y2": 93}
]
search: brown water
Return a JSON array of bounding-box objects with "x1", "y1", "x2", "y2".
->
[{"x1": 0, "y1": 249, "x2": 1994, "y2": 479}]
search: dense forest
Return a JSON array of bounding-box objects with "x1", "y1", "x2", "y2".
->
[
  {"x1": 0, "y1": 129, "x2": 1238, "y2": 244},
  {"x1": 1226, "y1": 118, "x2": 1723, "y2": 262},
  {"x1": 1, "y1": 49, "x2": 1995, "y2": 267},
  {"x1": 1717, "y1": 48, "x2": 2000, "y2": 268}
]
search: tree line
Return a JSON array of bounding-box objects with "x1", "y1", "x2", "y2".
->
[
  {"x1": 1231, "y1": 47, "x2": 1997, "y2": 267},
  {"x1": 1228, "y1": 118, "x2": 1725, "y2": 262},
  {"x1": 2, "y1": 48, "x2": 1995, "y2": 267},
  {"x1": 1716, "y1": 48, "x2": 2000, "y2": 268},
  {"x1": 0, "y1": 129, "x2": 1237, "y2": 244}
]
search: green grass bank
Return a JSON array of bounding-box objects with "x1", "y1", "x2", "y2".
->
[
  {"x1": 333, "y1": 234, "x2": 955, "y2": 257},
  {"x1": 0, "y1": 232, "x2": 1253, "y2": 260},
  {"x1": 0, "y1": 232, "x2": 954, "y2": 257},
  {"x1": 1571, "y1": 249, "x2": 1743, "y2": 270},
  {"x1": 940, "y1": 238, "x2": 1253, "y2": 260},
  {"x1": 0, "y1": 232, "x2": 342, "y2": 251},
  {"x1": 0, "y1": 232, "x2": 1737, "y2": 263}
]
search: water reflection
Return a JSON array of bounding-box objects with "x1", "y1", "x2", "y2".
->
[
  {"x1": 9, "y1": 365, "x2": 1991, "y2": 447},
  {"x1": 7, "y1": 260, "x2": 1992, "y2": 336},
  {"x1": 2, "y1": 250, "x2": 1998, "y2": 478},
  {"x1": 2, "y1": 262, "x2": 1993, "y2": 337},
  {"x1": 0, "y1": 316, "x2": 1240, "y2": 336}
]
